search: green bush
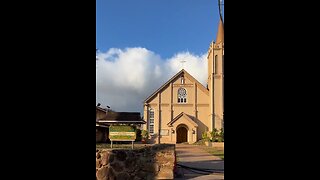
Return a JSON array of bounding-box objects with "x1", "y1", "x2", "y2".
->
[
  {"x1": 202, "y1": 131, "x2": 210, "y2": 141},
  {"x1": 219, "y1": 128, "x2": 224, "y2": 141},
  {"x1": 141, "y1": 130, "x2": 149, "y2": 140},
  {"x1": 208, "y1": 128, "x2": 215, "y2": 142},
  {"x1": 209, "y1": 128, "x2": 224, "y2": 142},
  {"x1": 217, "y1": 136, "x2": 224, "y2": 142},
  {"x1": 202, "y1": 128, "x2": 224, "y2": 142}
]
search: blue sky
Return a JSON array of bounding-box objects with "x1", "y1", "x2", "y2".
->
[
  {"x1": 96, "y1": 0, "x2": 224, "y2": 112},
  {"x1": 96, "y1": 0, "x2": 223, "y2": 59}
]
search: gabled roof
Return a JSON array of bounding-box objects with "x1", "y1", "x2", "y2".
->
[
  {"x1": 167, "y1": 112, "x2": 198, "y2": 127},
  {"x1": 144, "y1": 69, "x2": 208, "y2": 103}
]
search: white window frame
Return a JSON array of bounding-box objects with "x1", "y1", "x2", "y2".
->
[
  {"x1": 149, "y1": 108, "x2": 154, "y2": 135},
  {"x1": 177, "y1": 88, "x2": 187, "y2": 103}
]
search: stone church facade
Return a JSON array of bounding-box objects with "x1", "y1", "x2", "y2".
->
[{"x1": 143, "y1": 18, "x2": 224, "y2": 144}]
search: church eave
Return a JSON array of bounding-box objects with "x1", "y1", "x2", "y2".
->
[
  {"x1": 167, "y1": 112, "x2": 198, "y2": 127},
  {"x1": 143, "y1": 69, "x2": 208, "y2": 103},
  {"x1": 143, "y1": 69, "x2": 185, "y2": 103}
]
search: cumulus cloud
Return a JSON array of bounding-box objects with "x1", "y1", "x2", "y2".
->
[{"x1": 96, "y1": 47, "x2": 208, "y2": 114}]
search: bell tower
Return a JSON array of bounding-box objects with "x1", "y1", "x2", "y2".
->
[{"x1": 208, "y1": 1, "x2": 224, "y2": 131}]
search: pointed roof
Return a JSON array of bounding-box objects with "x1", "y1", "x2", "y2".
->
[
  {"x1": 167, "y1": 112, "x2": 198, "y2": 127},
  {"x1": 216, "y1": 17, "x2": 224, "y2": 44},
  {"x1": 143, "y1": 69, "x2": 209, "y2": 103}
]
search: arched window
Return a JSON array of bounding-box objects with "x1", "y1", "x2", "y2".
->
[
  {"x1": 222, "y1": 55, "x2": 224, "y2": 74},
  {"x1": 181, "y1": 75, "x2": 185, "y2": 84},
  {"x1": 214, "y1": 55, "x2": 218, "y2": 74},
  {"x1": 177, "y1": 88, "x2": 187, "y2": 103},
  {"x1": 148, "y1": 108, "x2": 154, "y2": 134}
]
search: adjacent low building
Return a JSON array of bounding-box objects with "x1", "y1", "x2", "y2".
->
[{"x1": 96, "y1": 106, "x2": 145, "y2": 142}]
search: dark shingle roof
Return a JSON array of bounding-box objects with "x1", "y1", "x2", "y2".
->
[
  {"x1": 96, "y1": 107, "x2": 145, "y2": 124},
  {"x1": 99, "y1": 111, "x2": 140, "y2": 121}
]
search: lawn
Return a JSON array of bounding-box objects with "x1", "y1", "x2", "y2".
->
[
  {"x1": 200, "y1": 146, "x2": 224, "y2": 160},
  {"x1": 193, "y1": 140, "x2": 224, "y2": 160}
]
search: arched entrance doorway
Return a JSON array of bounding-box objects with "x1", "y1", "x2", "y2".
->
[{"x1": 177, "y1": 125, "x2": 188, "y2": 143}]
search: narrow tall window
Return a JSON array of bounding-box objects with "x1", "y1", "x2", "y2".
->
[
  {"x1": 181, "y1": 75, "x2": 185, "y2": 84},
  {"x1": 222, "y1": 55, "x2": 224, "y2": 74},
  {"x1": 215, "y1": 55, "x2": 218, "y2": 74},
  {"x1": 149, "y1": 108, "x2": 154, "y2": 134},
  {"x1": 178, "y1": 88, "x2": 187, "y2": 103}
]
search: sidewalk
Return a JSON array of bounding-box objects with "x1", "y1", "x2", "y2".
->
[{"x1": 175, "y1": 144, "x2": 224, "y2": 180}]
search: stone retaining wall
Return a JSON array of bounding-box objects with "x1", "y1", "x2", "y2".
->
[{"x1": 96, "y1": 144, "x2": 175, "y2": 180}]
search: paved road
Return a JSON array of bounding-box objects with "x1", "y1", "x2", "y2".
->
[{"x1": 175, "y1": 144, "x2": 224, "y2": 180}]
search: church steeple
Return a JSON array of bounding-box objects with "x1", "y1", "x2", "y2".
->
[
  {"x1": 207, "y1": 1, "x2": 224, "y2": 132},
  {"x1": 216, "y1": 17, "x2": 224, "y2": 44},
  {"x1": 216, "y1": 0, "x2": 224, "y2": 44}
]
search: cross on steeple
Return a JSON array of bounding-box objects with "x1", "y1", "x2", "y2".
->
[{"x1": 180, "y1": 59, "x2": 186, "y2": 69}]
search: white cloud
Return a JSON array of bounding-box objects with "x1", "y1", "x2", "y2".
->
[{"x1": 96, "y1": 47, "x2": 208, "y2": 114}]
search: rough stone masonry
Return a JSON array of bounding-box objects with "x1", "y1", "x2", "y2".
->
[{"x1": 96, "y1": 144, "x2": 176, "y2": 180}]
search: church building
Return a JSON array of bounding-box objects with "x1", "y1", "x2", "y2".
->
[{"x1": 143, "y1": 17, "x2": 224, "y2": 144}]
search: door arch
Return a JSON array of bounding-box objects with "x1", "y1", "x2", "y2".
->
[{"x1": 176, "y1": 125, "x2": 188, "y2": 143}]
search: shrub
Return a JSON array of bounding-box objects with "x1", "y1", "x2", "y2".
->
[
  {"x1": 210, "y1": 128, "x2": 218, "y2": 142},
  {"x1": 217, "y1": 136, "x2": 224, "y2": 142},
  {"x1": 219, "y1": 128, "x2": 224, "y2": 141},
  {"x1": 208, "y1": 128, "x2": 224, "y2": 142},
  {"x1": 202, "y1": 128, "x2": 224, "y2": 142},
  {"x1": 141, "y1": 130, "x2": 149, "y2": 140},
  {"x1": 202, "y1": 131, "x2": 210, "y2": 141}
]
